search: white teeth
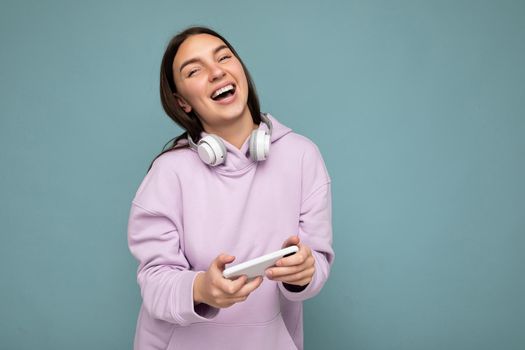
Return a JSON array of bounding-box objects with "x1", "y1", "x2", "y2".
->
[{"x1": 211, "y1": 84, "x2": 234, "y2": 99}]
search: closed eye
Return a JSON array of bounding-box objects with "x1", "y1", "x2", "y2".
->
[
  {"x1": 188, "y1": 68, "x2": 199, "y2": 77},
  {"x1": 219, "y1": 55, "x2": 232, "y2": 62}
]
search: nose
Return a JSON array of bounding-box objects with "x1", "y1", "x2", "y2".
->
[{"x1": 209, "y1": 62, "x2": 226, "y2": 82}]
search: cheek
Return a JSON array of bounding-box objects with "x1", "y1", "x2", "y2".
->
[
  {"x1": 180, "y1": 80, "x2": 207, "y2": 104},
  {"x1": 237, "y1": 68, "x2": 249, "y2": 88},
  {"x1": 234, "y1": 70, "x2": 249, "y2": 98},
  {"x1": 229, "y1": 61, "x2": 247, "y2": 85}
]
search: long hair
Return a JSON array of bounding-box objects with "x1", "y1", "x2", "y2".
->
[{"x1": 148, "y1": 26, "x2": 261, "y2": 171}]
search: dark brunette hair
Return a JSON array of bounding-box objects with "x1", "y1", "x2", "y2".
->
[{"x1": 148, "y1": 26, "x2": 261, "y2": 171}]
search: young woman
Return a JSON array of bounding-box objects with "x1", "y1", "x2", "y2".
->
[{"x1": 127, "y1": 26, "x2": 334, "y2": 350}]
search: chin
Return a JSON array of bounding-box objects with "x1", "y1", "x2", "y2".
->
[
  {"x1": 217, "y1": 102, "x2": 249, "y2": 119},
  {"x1": 218, "y1": 111, "x2": 246, "y2": 123}
]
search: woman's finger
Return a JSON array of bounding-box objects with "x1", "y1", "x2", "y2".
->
[
  {"x1": 213, "y1": 254, "x2": 235, "y2": 270},
  {"x1": 281, "y1": 235, "x2": 300, "y2": 249},
  {"x1": 277, "y1": 245, "x2": 313, "y2": 267},
  {"x1": 232, "y1": 276, "x2": 263, "y2": 298},
  {"x1": 266, "y1": 265, "x2": 304, "y2": 278},
  {"x1": 219, "y1": 274, "x2": 248, "y2": 295},
  {"x1": 270, "y1": 267, "x2": 315, "y2": 284}
]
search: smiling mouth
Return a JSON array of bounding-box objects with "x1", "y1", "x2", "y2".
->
[{"x1": 211, "y1": 84, "x2": 236, "y2": 101}]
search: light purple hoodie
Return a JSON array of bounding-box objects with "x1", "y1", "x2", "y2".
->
[{"x1": 128, "y1": 114, "x2": 334, "y2": 349}]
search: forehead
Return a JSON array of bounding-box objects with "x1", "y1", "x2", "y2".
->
[{"x1": 173, "y1": 34, "x2": 228, "y2": 70}]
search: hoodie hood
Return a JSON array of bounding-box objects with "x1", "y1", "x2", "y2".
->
[{"x1": 197, "y1": 113, "x2": 292, "y2": 174}]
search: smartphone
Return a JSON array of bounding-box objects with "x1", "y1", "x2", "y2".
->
[{"x1": 222, "y1": 245, "x2": 299, "y2": 279}]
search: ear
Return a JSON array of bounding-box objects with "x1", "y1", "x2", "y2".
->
[{"x1": 174, "y1": 93, "x2": 192, "y2": 113}]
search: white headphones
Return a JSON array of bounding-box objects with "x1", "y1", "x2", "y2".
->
[{"x1": 187, "y1": 113, "x2": 273, "y2": 166}]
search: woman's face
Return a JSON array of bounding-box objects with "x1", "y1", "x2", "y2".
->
[{"x1": 172, "y1": 34, "x2": 251, "y2": 130}]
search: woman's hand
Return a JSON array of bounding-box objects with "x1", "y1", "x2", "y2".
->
[
  {"x1": 265, "y1": 236, "x2": 315, "y2": 287},
  {"x1": 193, "y1": 254, "x2": 263, "y2": 308}
]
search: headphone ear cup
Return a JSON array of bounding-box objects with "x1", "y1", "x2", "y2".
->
[
  {"x1": 249, "y1": 129, "x2": 270, "y2": 161},
  {"x1": 198, "y1": 135, "x2": 227, "y2": 166}
]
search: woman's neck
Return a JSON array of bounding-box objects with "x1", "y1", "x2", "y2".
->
[{"x1": 202, "y1": 110, "x2": 257, "y2": 150}]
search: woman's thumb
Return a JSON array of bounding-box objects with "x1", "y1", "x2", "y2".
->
[
  {"x1": 215, "y1": 254, "x2": 235, "y2": 270},
  {"x1": 282, "y1": 235, "x2": 300, "y2": 248}
]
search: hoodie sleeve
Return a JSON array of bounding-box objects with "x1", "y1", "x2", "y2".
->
[
  {"x1": 127, "y1": 156, "x2": 219, "y2": 325},
  {"x1": 279, "y1": 142, "x2": 334, "y2": 301}
]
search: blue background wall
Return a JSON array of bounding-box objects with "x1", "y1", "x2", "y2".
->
[{"x1": 1, "y1": 0, "x2": 524, "y2": 349}]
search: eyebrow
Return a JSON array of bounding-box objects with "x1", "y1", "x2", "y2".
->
[{"x1": 179, "y1": 44, "x2": 229, "y2": 73}]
